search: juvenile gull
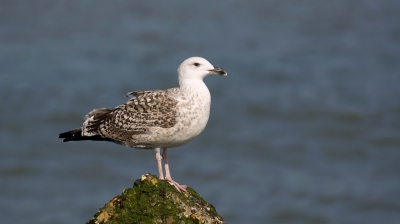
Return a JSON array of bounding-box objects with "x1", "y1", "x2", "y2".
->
[{"x1": 59, "y1": 57, "x2": 227, "y2": 192}]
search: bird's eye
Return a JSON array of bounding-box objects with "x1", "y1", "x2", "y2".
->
[{"x1": 194, "y1": 63, "x2": 200, "y2": 67}]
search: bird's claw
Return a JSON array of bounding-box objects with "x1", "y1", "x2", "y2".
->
[{"x1": 164, "y1": 177, "x2": 187, "y2": 193}]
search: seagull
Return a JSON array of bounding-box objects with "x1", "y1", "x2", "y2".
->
[{"x1": 59, "y1": 57, "x2": 227, "y2": 192}]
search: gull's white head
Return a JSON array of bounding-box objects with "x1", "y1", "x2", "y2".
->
[{"x1": 177, "y1": 57, "x2": 227, "y2": 81}]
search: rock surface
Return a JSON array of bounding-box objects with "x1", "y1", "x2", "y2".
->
[{"x1": 86, "y1": 173, "x2": 226, "y2": 224}]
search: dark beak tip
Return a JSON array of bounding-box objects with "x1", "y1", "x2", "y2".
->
[{"x1": 210, "y1": 67, "x2": 227, "y2": 76}]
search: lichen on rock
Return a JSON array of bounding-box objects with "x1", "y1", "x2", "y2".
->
[{"x1": 86, "y1": 173, "x2": 226, "y2": 224}]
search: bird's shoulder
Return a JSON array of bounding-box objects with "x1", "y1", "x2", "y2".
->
[
  {"x1": 108, "y1": 89, "x2": 179, "y2": 129},
  {"x1": 84, "y1": 89, "x2": 180, "y2": 139},
  {"x1": 122, "y1": 89, "x2": 179, "y2": 111}
]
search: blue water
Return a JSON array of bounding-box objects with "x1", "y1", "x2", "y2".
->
[{"x1": 1, "y1": 1, "x2": 400, "y2": 223}]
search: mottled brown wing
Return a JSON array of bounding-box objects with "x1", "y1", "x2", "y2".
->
[
  {"x1": 84, "y1": 90, "x2": 178, "y2": 142},
  {"x1": 115, "y1": 90, "x2": 177, "y2": 129}
]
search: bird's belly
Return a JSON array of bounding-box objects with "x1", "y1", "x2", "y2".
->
[
  {"x1": 132, "y1": 109, "x2": 209, "y2": 149},
  {"x1": 150, "y1": 118, "x2": 208, "y2": 148}
]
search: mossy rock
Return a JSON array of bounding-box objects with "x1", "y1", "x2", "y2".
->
[{"x1": 87, "y1": 173, "x2": 226, "y2": 224}]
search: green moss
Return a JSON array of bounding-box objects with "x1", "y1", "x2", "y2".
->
[
  {"x1": 114, "y1": 175, "x2": 184, "y2": 223},
  {"x1": 185, "y1": 188, "x2": 221, "y2": 218},
  {"x1": 87, "y1": 173, "x2": 225, "y2": 224}
]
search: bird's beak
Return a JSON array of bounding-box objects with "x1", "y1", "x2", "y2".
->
[{"x1": 209, "y1": 67, "x2": 227, "y2": 76}]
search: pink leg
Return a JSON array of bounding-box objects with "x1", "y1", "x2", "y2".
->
[
  {"x1": 162, "y1": 148, "x2": 187, "y2": 192},
  {"x1": 155, "y1": 148, "x2": 164, "y2": 180}
]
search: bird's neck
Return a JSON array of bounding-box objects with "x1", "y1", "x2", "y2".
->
[{"x1": 179, "y1": 78, "x2": 211, "y2": 100}]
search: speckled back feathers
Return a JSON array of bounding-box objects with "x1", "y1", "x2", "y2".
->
[{"x1": 82, "y1": 90, "x2": 178, "y2": 143}]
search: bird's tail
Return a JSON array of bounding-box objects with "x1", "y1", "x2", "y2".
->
[{"x1": 59, "y1": 128, "x2": 113, "y2": 142}]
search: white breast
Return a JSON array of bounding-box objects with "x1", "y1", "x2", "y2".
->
[{"x1": 153, "y1": 80, "x2": 211, "y2": 148}]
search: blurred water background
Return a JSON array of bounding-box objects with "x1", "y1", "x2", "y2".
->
[{"x1": 1, "y1": 0, "x2": 400, "y2": 223}]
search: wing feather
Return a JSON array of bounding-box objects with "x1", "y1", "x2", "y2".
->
[{"x1": 82, "y1": 90, "x2": 178, "y2": 142}]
